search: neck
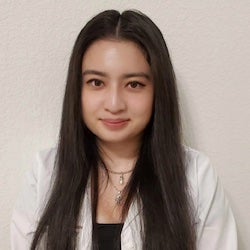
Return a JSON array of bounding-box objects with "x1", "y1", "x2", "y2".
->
[{"x1": 97, "y1": 140, "x2": 140, "y2": 172}]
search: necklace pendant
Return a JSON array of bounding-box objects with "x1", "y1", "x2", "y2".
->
[
  {"x1": 119, "y1": 175, "x2": 124, "y2": 185},
  {"x1": 115, "y1": 191, "x2": 122, "y2": 205}
]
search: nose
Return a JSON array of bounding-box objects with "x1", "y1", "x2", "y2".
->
[{"x1": 104, "y1": 85, "x2": 126, "y2": 113}]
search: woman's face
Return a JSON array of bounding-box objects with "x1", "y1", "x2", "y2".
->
[{"x1": 81, "y1": 39, "x2": 154, "y2": 146}]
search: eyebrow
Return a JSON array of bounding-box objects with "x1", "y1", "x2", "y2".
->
[{"x1": 82, "y1": 70, "x2": 151, "y2": 80}]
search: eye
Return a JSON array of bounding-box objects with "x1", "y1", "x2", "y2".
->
[
  {"x1": 86, "y1": 79, "x2": 104, "y2": 87},
  {"x1": 128, "y1": 81, "x2": 145, "y2": 89}
]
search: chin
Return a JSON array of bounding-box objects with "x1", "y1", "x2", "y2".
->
[
  {"x1": 97, "y1": 133, "x2": 142, "y2": 146},
  {"x1": 99, "y1": 137, "x2": 129, "y2": 144}
]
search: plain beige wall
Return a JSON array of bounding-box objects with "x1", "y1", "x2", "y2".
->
[{"x1": 1, "y1": 1, "x2": 249, "y2": 249}]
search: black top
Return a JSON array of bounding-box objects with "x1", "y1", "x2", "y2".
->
[{"x1": 96, "y1": 223, "x2": 124, "y2": 250}]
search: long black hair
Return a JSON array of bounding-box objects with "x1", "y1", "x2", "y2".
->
[{"x1": 31, "y1": 9, "x2": 196, "y2": 250}]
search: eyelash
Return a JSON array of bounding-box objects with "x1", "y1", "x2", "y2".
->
[
  {"x1": 84, "y1": 79, "x2": 145, "y2": 89},
  {"x1": 86, "y1": 79, "x2": 104, "y2": 87},
  {"x1": 127, "y1": 81, "x2": 145, "y2": 89}
]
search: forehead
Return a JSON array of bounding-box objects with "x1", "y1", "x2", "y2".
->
[{"x1": 82, "y1": 39, "x2": 151, "y2": 75}]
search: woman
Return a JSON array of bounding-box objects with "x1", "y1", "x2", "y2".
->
[{"x1": 11, "y1": 10, "x2": 237, "y2": 250}]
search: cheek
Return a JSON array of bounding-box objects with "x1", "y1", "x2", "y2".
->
[
  {"x1": 81, "y1": 92, "x2": 100, "y2": 114},
  {"x1": 130, "y1": 94, "x2": 154, "y2": 119},
  {"x1": 81, "y1": 93, "x2": 87, "y2": 116},
  {"x1": 81, "y1": 94, "x2": 95, "y2": 124}
]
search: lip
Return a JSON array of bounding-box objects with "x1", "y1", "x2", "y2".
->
[{"x1": 101, "y1": 118, "x2": 130, "y2": 129}]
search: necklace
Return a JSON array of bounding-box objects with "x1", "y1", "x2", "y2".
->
[
  {"x1": 107, "y1": 168, "x2": 134, "y2": 185},
  {"x1": 109, "y1": 181, "x2": 124, "y2": 205},
  {"x1": 107, "y1": 169, "x2": 133, "y2": 205},
  {"x1": 101, "y1": 161, "x2": 135, "y2": 205}
]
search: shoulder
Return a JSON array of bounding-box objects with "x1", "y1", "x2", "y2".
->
[
  {"x1": 182, "y1": 145, "x2": 219, "y2": 212},
  {"x1": 35, "y1": 147, "x2": 57, "y2": 174},
  {"x1": 183, "y1": 146, "x2": 238, "y2": 249},
  {"x1": 33, "y1": 147, "x2": 57, "y2": 177},
  {"x1": 11, "y1": 147, "x2": 58, "y2": 244},
  {"x1": 16, "y1": 146, "x2": 57, "y2": 215},
  {"x1": 183, "y1": 145, "x2": 216, "y2": 183},
  {"x1": 183, "y1": 145, "x2": 216, "y2": 181},
  {"x1": 21, "y1": 147, "x2": 57, "y2": 214},
  {"x1": 33, "y1": 147, "x2": 57, "y2": 203},
  {"x1": 183, "y1": 145, "x2": 211, "y2": 167}
]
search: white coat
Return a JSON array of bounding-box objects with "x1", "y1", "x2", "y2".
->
[{"x1": 11, "y1": 146, "x2": 238, "y2": 249}]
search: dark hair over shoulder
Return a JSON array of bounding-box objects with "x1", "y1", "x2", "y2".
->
[{"x1": 31, "y1": 9, "x2": 196, "y2": 250}]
